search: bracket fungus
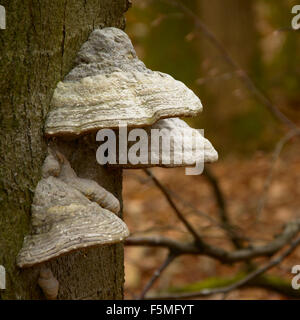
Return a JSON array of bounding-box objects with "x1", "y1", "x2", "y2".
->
[
  {"x1": 45, "y1": 27, "x2": 203, "y2": 137},
  {"x1": 103, "y1": 117, "x2": 218, "y2": 169},
  {"x1": 16, "y1": 151, "x2": 129, "y2": 268},
  {"x1": 17, "y1": 27, "x2": 217, "y2": 271},
  {"x1": 44, "y1": 27, "x2": 217, "y2": 170},
  {"x1": 55, "y1": 150, "x2": 120, "y2": 214},
  {"x1": 150, "y1": 118, "x2": 218, "y2": 167}
]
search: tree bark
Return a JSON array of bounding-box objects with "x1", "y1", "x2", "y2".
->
[{"x1": 0, "y1": 0, "x2": 130, "y2": 300}]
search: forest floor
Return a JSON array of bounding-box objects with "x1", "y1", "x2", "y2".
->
[{"x1": 123, "y1": 146, "x2": 300, "y2": 300}]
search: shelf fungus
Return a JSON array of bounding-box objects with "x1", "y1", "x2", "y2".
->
[
  {"x1": 45, "y1": 27, "x2": 203, "y2": 137},
  {"x1": 16, "y1": 151, "x2": 129, "y2": 268},
  {"x1": 149, "y1": 118, "x2": 218, "y2": 167},
  {"x1": 43, "y1": 27, "x2": 217, "y2": 171},
  {"x1": 101, "y1": 117, "x2": 218, "y2": 170}
]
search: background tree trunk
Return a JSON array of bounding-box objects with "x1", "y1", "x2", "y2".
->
[
  {"x1": 0, "y1": 0, "x2": 130, "y2": 300},
  {"x1": 194, "y1": 0, "x2": 262, "y2": 154}
]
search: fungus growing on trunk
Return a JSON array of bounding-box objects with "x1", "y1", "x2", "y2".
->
[
  {"x1": 16, "y1": 151, "x2": 129, "y2": 268},
  {"x1": 100, "y1": 117, "x2": 218, "y2": 170},
  {"x1": 44, "y1": 27, "x2": 217, "y2": 171},
  {"x1": 17, "y1": 27, "x2": 217, "y2": 275},
  {"x1": 44, "y1": 27, "x2": 203, "y2": 137}
]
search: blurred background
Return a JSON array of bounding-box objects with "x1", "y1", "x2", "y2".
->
[{"x1": 123, "y1": 0, "x2": 300, "y2": 299}]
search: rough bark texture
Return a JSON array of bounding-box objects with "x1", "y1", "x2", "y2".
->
[{"x1": 0, "y1": 0, "x2": 130, "y2": 300}]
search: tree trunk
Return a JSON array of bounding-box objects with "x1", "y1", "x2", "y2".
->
[{"x1": 0, "y1": 0, "x2": 130, "y2": 300}]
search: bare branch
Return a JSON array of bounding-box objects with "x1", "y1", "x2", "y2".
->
[
  {"x1": 128, "y1": 170, "x2": 225, "y2": 228},
  {"x1": 125, "y1": 219, "x2": 300, "y2": 263},
  {"x1": 143, "y1": 169, "x2": 205, "y2": 246},
  {"x1": 128, "y1": 170, "x2": 251, "y2": 243},
  {"x1": 145, "y1": 236, "x2": 300, "y2": 299},
  {"x1": 138, "y1": 252, "x2": 177, "y2": 300},
  {"x1": 126, "y1": 236, "x2": 198, "y2": 254},
  {"x1": 256, "y1": 129, "x2": 300, "y2": 220},
  {"x1": 162, "y1": 0, "x2": 299, "y2": 130},
  {"x1": 203, "y1": 167, "x2": 243, "y2": 249}
]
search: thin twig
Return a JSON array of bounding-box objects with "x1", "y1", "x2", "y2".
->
[
  {"x1": 125, "y1": 219, "x2": 300, "y2": 263},
  {"x1": 145, "y1": 236, "x2": 300, "y2": 299},
  {"x1": 162, "y1": 0, "x2": 299, "y2": 130},
  {"x1": 143, "y1": 169, "x2": 204, "y2": 246},
  {"x1": 126, "y1": 170, "x2": 219, "y2": 225},
  {"x1": 128, "y1": 170, "x2": 249, "y2": 242},
  {"x1": 203, "y1": 168, "x2": 228, "y2": 225},
  {"x1": 127, "y1": 170, "x2": 225, "y2": 227},
  {"x1": 256, "y1": 129, "x2": 300, "y2": 220},
  {"x1": 203, "y1": 167, "x2": 243, "y2": 249},
  {"x1": 138, "y1": 252, "x2": 177, "y2": 300}
]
